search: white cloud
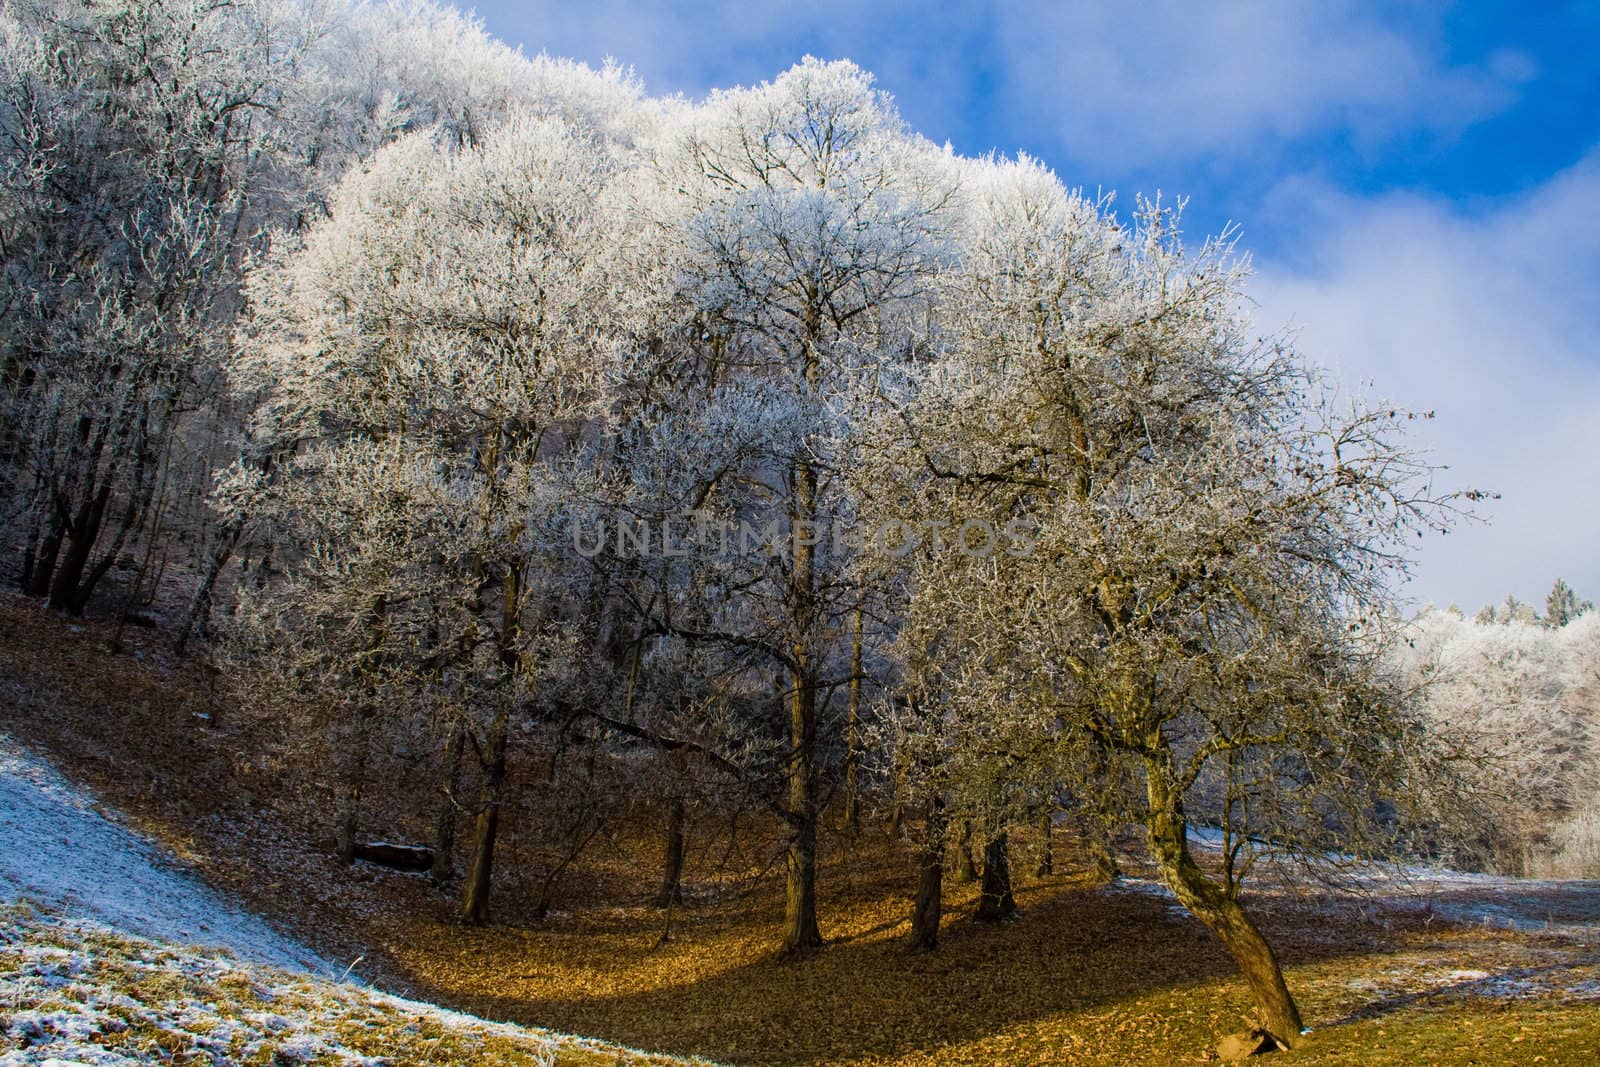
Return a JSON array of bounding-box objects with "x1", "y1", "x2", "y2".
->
[
  {"x1": 1249, "y1": 153, "x2": 1600, "y2": 611},
  {"x1": 991, "y1": 1, "x2": 1516, "y2": 168},
  {"x1": 478, "y1": 2, "x2": 1528, "y2": 177}
]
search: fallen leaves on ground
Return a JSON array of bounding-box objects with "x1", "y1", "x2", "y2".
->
[{"x1": 4, "y1": 593, "x2": 1600, "y2": 1065}]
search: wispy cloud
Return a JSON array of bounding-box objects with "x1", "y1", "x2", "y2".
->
[
  {"x1": 1250, "y1": 152, "x2": 1600, "y2": 610},
  {"x1": 990, "y1": 1, "x2": 1522, "y2": 170}
]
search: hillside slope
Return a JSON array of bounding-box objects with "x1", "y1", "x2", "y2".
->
[
  {"x1": 4, "y1": 597, "x2": 1600, "y2": 1065},
  {"x1": 0, "y1": 736, "x2": 707, "y2": 1066},
  {"x1": 0, "y1": 737, "x2": 328, "y2": 974}
]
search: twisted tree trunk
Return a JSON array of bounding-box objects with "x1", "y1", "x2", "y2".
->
[{"x1": 1145, "y1": 760, "x2": 1303, "y2": 1046}]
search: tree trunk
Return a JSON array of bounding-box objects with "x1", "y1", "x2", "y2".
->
[
  {"x1": 176, "y1": 520, "x2": 241, "y2": 656},
  {"x1": 1089, "y1": 815, "x2": 1121, "y2": 884},
  {"x1": 533, "y1": 817, "x2": 604, "y2": 920},
  {"x1": 953, "y1": 819, "x2": 977, "y2": 883},
  {"x1": 1145, "y1": 760, "x2": 1303, "y2": 1046},
  {"x1": 1036, "y1": 810, "x2": 1054, "y2": 877},
  {"x1": 779, "y1": 674, "x2": 823, "y2": 954},
  {"x1": 885, "y1": 744, "x2": 907, "y2": 839},
  {"x1": 336, "y1": 595, "x2": 387, "y2": 866},
  {"x1": 779, "y1": 429, "x2": 823, "y2": 957},
  {"x1": 908, "y1": 798, "x2": 946, "y2": 952},
  {"x1": 334, "y1": 785, "x2": 360, "y2": 866},
  {"x1": 462, "y1": 557, "x2": 523, "y2": 925},
  {"x1": 24, "y1": 507, "x2": 65, "y2": 597},
  {"x1": 460, "y1": 704, "x2": 509, "y2": 925},
  {"x1": 332, "y1": 713, "x2": 369, "y2": 863},
  {"x1": 83, "y1": 427, "x2": 162, "y2": 619},
  {"x1": 335, "y1": 706, "x2": 374, "y2": 866},
  {"x1": 655, "y1": 796, "x2": 687, "y2": 908},
  {"x1": 47, "y1": 482, "x2": 111, "y2": 614},
  {"x1": 431, "y1": 722, "x2": 466, "y2": 885},
  {"x1": 843, "y1": 604, "x2": 863, "y2": 834},
  {"x1": 973, "y1": 830, "x2": 1019, "y2": 922}
]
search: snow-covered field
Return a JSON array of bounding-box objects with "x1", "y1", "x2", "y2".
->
[{"x1": 0, "y1": 736, "x2": 705, "y2": 1065}]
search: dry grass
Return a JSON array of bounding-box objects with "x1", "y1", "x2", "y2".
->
[
  {"x1": 4, "y1": 592, "x2": 1600, "y2": 1064},
  {"x1": 369, "y1": 853, "x2": 1600, "y2": 1065},
  {"x1": 0, "y1": 903, "x2": 706, "y2": 1065}
]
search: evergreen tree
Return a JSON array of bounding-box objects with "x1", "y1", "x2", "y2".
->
[
  {"x1": 1502, "y1": 595, "x2": 1538, "y2": 626},
  {"x1": 1546, "y1": 578, "x2": 1594, "y2": 628}
]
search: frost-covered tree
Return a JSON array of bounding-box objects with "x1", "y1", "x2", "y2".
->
[
  {"x1": 1545, "y1": 578, "x2": 1593, "y2": 629},
  {"x1": 225, "y1": 111, "x2": 630, "y2": 922},
  {"x1": 179, "y1": 0, "x2": 654, "y2": 645},
  {"x1": 0, "y1": 0, "x2": 652, "y2": 624},
  {"x1": 0, "y1": 0, "x2": 328, "y2": 612},
  {"x1": 1400, "y1": 606, "x2": 1600, "y2": 874},
  {"x1": 641, "y1": 57, "x2": 950, "y2": 955},
  {"x1": 859, "y1": 157, "x2": 1463, "y2": 1044}
]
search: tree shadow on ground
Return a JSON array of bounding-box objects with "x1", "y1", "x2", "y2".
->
[
  {"x1": 7, "y1": 595, "x2": 1596, "y2": 1065},
  {"x1": 387, "y1": 858, "x2": 1446, "y2": 1065},
  {"x1": 1321, "y1": 958, "x2": 1600, "y2": 1028}
]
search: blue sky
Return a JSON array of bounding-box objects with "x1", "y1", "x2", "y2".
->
[{"x1": 470, "y1": 0, "x2": 1600, "y2": 612}]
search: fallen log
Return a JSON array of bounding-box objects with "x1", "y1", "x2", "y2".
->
[{"x1": 352, "y1": 841, "x2": 434, "y2": 872}]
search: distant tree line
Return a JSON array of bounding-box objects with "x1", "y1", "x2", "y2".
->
[
  {"x1": 1466, "y1": 577, "x2": 1595, "y2": 629},
  {"x1": 1402, "y1": 579, "x2": 1599, "y2": 877}
]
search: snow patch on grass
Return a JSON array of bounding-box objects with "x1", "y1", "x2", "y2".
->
[
  {"x1": 0, "y1": 904, "x2": 709, "y2": 1065},
  {"x1": 0, "y1": 735, "x2": 328, "y2": 974},
  {"x1": 1342, "y1": 957, "x2": 1600, "y2": 1006},
  {"x1": 1360, "y1": 865, "x2": 1600, "y2": 938},
  {"x1": 0, "y1": 736, "x2": 709, "y2": 1065}
]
